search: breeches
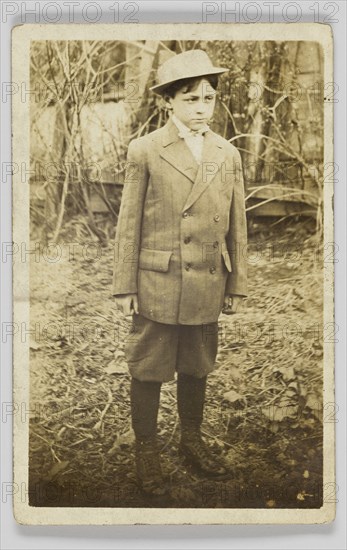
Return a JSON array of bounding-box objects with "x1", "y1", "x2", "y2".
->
[{"x1": 124, "y1": 314, "x2": 219, "y2": 382}]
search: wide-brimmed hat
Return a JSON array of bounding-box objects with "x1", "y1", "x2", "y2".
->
[{"x1": 149, "y1": 49, "x2": 229, "y2": 96}]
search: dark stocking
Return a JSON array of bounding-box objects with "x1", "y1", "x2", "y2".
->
[
  {"x1": 177, "y1": 373, "x2": 207, "y2": 432},
  {"x1": 130, "y1": 377, "x2": 162, "y2": 442}
]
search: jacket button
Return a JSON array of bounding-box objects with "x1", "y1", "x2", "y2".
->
[
  {"x1": 183, "y1": 211, "x2": 189, "y2": 219},
  {"x1": 214, "y1": 214, "x2": 220, "y2": 222},
  {"x1": 209, "y1": 266, "x2": 216, "y2": 274},
  {"x1": 184, "y1": 236, "x2": 191, "y2": 244},
  {"x1": 185, "y1": 263, "x2": 192, "y2": 271},
  {"x1": 213, "y1": 241, "x2": 219, "y2": 248}
]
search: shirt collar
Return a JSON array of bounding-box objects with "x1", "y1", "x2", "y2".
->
[{"x1": 171, "y1": 114, "x2": 209, "y2": 137}]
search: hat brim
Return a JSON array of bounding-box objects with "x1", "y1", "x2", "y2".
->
[{"x1": 149, "y1": 67, "x2": 229, "y2": 96}]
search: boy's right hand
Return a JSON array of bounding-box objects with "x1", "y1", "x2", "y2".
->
[{"x1": 115, "y1": 294, "x2": 139, "y2": 316}]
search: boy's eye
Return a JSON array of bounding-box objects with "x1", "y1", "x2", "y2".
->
[{"x1": 185, "y1": 96, "x2": 215, "y2": 103}]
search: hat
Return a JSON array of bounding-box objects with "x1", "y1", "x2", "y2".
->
[{"x1": 149, "y1": 49, "x2": 229, "y2": 96}]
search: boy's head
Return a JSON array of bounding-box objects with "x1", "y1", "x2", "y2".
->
[
  {"x1": 164, "y1": 76, "x2": 218, "y2": 132},
  {"x1": 150, "y1": 49, "x2": 228, "y2": 131}
]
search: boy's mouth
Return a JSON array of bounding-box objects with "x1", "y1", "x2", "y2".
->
[{"x1": 191, "y1": 119, "x2": 207, "y2": 126}]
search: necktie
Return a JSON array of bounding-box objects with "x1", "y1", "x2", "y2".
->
[{"x1": 178, "y1": 127, "x2": 209, "y2": 139}]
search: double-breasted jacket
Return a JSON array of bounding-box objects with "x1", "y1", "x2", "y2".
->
[{"x1": 112, "y1": 118, "x2": 248, "y2": 325}]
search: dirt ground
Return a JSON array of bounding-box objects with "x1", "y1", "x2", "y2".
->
[{"x1": 28, "y1": 217, "x2": 324, "y2": 509}]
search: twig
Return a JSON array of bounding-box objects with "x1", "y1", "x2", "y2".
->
[{"x1": 93, "y1": 388, "x2": 113, "y2": 431}]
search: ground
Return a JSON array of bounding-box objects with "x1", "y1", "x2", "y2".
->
[{"x1": 28, "y1": 217, "x2": 324, "y2": 509}]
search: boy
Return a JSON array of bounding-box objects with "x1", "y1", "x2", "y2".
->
[{"x1": 112, "y1": 49, "x2": 248, "y2": 496}]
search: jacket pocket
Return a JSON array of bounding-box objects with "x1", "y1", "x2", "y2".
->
[
  {"x1": 139, "y1": 248, "x2": 173, "y2": 273},
  {"x1": 222, "y1": 250, "x2": 233, "y2": 273}
]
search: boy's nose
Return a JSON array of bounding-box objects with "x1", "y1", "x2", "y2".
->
[{"x1": 196, "y1": 102, "x2": 206, "y2": 114}]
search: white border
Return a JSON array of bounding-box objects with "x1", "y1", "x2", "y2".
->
[{"x1": 12, "y1": 20, "x2": 335, "y2": 527}]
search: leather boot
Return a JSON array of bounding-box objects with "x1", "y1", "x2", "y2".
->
[
  {"x1": 179, "y1": 425, "x2": 228, "y2": 478},
  {"x1": 177, "y1": 373, "x2": 228, "y2": 478},
  {"x1": 130, "y1": 378, "x2": 168, "y2": 495},
  {"x1": 135, "y1": 437, "x2": 167, "y2": 496}
]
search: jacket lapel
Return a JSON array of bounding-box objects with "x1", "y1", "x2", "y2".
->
[
  {"x1": 159, "y1": 119, "x2": 226, "y2": 208},
  {"x1": 183, "y1": 131, "x2": 225, "y2": 211},
  {"x1": 159, "y1": 119, "x2": 199, "y2": 184}
]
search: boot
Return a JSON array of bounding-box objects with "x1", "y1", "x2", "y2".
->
[
  {"x1": 130, "y1": 378, "x2": 168, "y2": 496},
  {"x1": 179, "y1": 425, "x2": 228, "y2": 478},
  {"x1": 135, "y1": 437, "x2": 167, "y2": 496},
  {"x1": 177, "y1": 373, "x2": 228, "y2": 478}
]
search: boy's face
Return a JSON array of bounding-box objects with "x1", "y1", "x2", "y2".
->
[{"x1": 167, "y1": 78, "x2": 217, "y2": 131}]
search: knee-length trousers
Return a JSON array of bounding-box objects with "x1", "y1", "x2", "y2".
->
[{"x1": 124, "y1": 314, "x2": 219, "y2": 383}]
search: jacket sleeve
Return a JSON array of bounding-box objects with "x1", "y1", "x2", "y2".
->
[
  {"x1": 111, "y1": 139, "x2": 149, "y2": 296},
  {"x1": 225, "y1": 148, "x2": 248, "y2": 297}
]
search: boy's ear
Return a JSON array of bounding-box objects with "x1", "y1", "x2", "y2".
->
[{"x1": 163, "y1": 94, "x2": 173, "y2": 110}]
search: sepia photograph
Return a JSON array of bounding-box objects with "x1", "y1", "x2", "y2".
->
[{"x1": 12, "y1": 23, "x2": 334, "y2": 525}]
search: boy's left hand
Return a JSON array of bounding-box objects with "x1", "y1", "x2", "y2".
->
[{"x1": 222, "y1": 294, "x2": 244, "y2": 314}]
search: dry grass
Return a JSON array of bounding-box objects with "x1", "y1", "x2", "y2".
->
[{"x1": 29, "y1": 218, "x2": 323, "y2": 508}]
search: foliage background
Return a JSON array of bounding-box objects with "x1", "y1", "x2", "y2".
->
[{"x1": 30, "y1": 40, "x2": 324, "y2": 243}]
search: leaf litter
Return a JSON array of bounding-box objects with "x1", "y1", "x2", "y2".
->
[{"x1": 29, "y1": 219, "x2": 323, "y2": 508}]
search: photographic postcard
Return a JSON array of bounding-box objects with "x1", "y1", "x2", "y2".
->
[{"x1": 11, "y1": 22, "x2": 335, "y2": 525}]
